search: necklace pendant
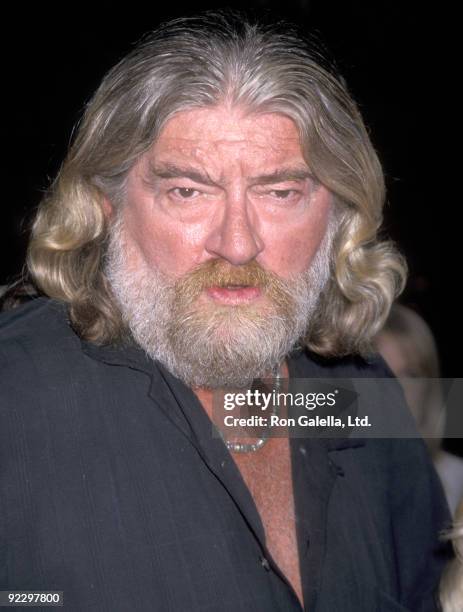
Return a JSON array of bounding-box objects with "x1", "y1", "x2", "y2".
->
[{"x1": 221, "y1": 364, "x2": 283, "y2": 453}]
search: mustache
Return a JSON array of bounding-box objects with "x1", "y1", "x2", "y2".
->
[
  {"x1": 173, "y1": 259, "x2": 292, "y2": 306},
  {"x1": 181, "y1": 259, "x2": 272, "y2": 288}
]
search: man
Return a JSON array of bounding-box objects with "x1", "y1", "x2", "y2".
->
[{"x1": 0, "y1": 13, "x2": 452, "y2": 611}]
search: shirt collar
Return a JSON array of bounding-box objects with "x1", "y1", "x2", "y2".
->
[{"x1": 80, "y1": 334, "x2": 365, "y2": 452}]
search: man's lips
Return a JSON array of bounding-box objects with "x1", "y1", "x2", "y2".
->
[{"x1": 205, "y1": 285, "x2": 262, "y2": 305}]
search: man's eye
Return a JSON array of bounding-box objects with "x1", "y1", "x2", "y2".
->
[
  {"x1": 171, "y1": 187, "x2": 200, "y2": 199},
  {"x1": 271, "y1": 189, "x2": 294, "y2": 199},
  {"x1": 266, "y1": 189, "x2": 302, "y2": 201}
]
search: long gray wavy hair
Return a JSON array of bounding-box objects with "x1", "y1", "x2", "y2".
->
[{"x1": 26, "y1": 11, "x2": 406, "y2": 356}]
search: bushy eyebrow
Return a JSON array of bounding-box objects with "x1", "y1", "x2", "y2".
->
[
  {"x1": 145, "y1": 162, "x2": 317, "y2": 187},
  {"x1": 249, "y1": 168, "x2": 316, "y2": 185},
  {"x1": 146, "y1": 162, "x2": 216, "y2": 186}
]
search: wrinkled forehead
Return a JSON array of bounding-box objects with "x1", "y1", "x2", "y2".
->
[{"x1": 146, "y1": 106, "x2": 306, "y2": 175}]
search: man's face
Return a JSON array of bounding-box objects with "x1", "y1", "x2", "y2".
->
[
  {"x1": 106, "y1": 106, "x2": 335, "y2": 388},
  {"x1": 121, "y1": 106, "x2": 332, "y2": 290}
]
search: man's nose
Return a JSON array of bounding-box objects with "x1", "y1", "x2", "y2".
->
[{"x1": 204, "y1": 197, "x2": 264, "y2": 265}]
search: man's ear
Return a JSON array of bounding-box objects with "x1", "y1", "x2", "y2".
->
[{"x1": 101, "y1": 197, "x2": 114, "y2": 219}]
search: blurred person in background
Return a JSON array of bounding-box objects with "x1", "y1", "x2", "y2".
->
[{"x1": 376, "y1": 303, "x2": 463, "y2": 515}]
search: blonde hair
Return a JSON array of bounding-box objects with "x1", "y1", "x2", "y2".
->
[
  {"x1": 26, "y1": 12, "x2": 406, "y2": 354},
  {"x1": 440, "y1": 499, "x2": 463, "y2": 611},
  {"x1": 379, "y1": 303, "x2": 441, "y2": 378}
]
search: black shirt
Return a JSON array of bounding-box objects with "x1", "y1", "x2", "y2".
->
[{"x1": 0, "y1": 299, "x2": 452, "y2": 611}]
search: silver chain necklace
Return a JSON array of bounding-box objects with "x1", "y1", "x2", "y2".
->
[{"x1": 223, "y1": 365, "x2": 283, "y2": 453}]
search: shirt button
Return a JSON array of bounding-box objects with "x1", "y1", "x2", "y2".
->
[{"x1": 260, "y1": 556, "x2": 271, "y2": 571}]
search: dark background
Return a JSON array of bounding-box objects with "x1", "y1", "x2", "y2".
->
[{"x1": 3, "y1": 1, "x2": 454, "y2": 381}]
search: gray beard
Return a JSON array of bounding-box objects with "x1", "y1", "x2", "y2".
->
[{"x1": 105, "y1": 216, "x2": 336, "y2": 389}]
